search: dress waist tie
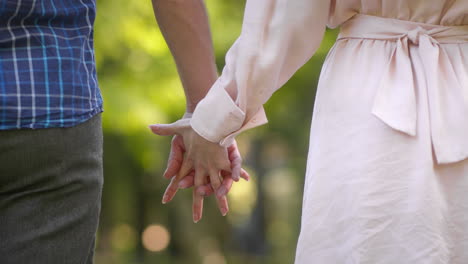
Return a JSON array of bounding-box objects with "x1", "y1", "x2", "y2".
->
[{"x1": 338, "y1": 14, "x2": 468, "y2": 164}]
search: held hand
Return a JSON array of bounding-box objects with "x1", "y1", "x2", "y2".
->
[
  {"x1": 150, "y1": 119, "x2": 229, "y2": 222},
  {"x1": 161, "y1": 134, "x2": 250, "y2": 221},
  {"x1": 178, "y1": 142, "x2": 250, "y2": 196},
  {"x1": 150, "y1": 119, "x2": 248, "y2": 222}
]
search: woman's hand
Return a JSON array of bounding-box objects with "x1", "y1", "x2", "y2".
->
[
  {"x1": 150, "y1": 118, "x2": 248, "y2": 222},
  {"x1": 178, "y1": 143, "x2": 251, "y2": 197}
]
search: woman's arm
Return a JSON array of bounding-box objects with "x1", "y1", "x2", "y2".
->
[{"x1": 191, "y1": 0, "x2": 332, "y2": 146}]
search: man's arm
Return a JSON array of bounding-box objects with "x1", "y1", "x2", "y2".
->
[
  {"x1": 151, "y1": 0, "x2": 236, "y2": 223},
  {"x1": 151, "y1": 0, "x2": 218, "y2": 113}
]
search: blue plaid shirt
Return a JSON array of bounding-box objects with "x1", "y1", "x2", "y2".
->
[{"x1": 0, "y1": 0, "x2": 103, "y2": 130}]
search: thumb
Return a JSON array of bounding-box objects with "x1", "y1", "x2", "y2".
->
[{"x1": 149, "y1": 119, "x2": 190, "y2": 136}]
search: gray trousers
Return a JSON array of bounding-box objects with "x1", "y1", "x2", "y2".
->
[{"x1": 0, "y1": 115, "x2": 103, "y2": 264}]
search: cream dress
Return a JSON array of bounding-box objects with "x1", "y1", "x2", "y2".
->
[{"x1": 189, "y1": 1, "x2": 468, "y2": 263}]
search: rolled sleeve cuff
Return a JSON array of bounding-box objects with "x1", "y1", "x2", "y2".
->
[{"x1": 190, "y1": 86, "x2": 245, "y2": 144}]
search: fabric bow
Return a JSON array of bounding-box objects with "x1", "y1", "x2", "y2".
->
[{"x1": 339, "y1": 15, "x2": 468, "y2": 164}]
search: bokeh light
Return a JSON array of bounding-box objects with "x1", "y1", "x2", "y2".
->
[
  {"x1": 197, "y1": 237, "x2": 218, "y2": 255},
  {"x1": 227, "y1": 171, "x2": 258, "y2": 224},
  {"x1": 263, "y1": 168, "x2": 297, "y2": 199},
  {"x1": 267, "y1": 219, "x2": 293, "y2": 248},
  {"x1": 203, "y1": 252, "x2": 227, "y2": 264},
  {"x1": 142, "y1": 224, "x2": 171, "y2": 252},
  {"x1": 110, "y1": 224, "x2": 138, "y2": 252}
]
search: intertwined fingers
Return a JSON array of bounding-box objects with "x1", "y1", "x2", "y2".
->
[
  {"x1": 208, "y1": 169, "x2": 222, "y2": 193},
  {"x1": 192, "y1": 169, "x2": 206, "y2": 223},
  {"x1": 215, "y1": 170, "x2": 234, "y2": 198},
  {"x1": 178, "y1": 169, "x2": 250, "y2": 194},
  {"x1": 163, "y1": 135, "x2": 185, "y2": 179},
  {"x1": 162, "y1": 158, "x2": 193, "y2": 204},
  {"x1": 151, "y1": 121, "x2": 251, "y2": 222},
  {"x1": 227, "y1": 142, "x2": 246, "y2": 182}
]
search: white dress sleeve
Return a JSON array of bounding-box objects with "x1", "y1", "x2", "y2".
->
[{"x1": 190, "y1": 0, "x2": 332, "y2": 147}]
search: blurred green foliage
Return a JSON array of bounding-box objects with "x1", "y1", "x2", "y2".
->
[{"x1": 94, "y1": 0, "x2": 338, "y2": 263}]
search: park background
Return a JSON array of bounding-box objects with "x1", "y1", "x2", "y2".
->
[{"x1": 94, "y1": 0, "x2": 338, "y2": 263}]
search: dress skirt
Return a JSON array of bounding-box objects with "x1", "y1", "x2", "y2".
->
[{"x1": 294, "y1": 24, "x2": 468, "y2": 264}]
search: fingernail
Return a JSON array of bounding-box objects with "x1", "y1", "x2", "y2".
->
[
  {"x1": 221, "y1": 207, "x2": 228, "y2": 216},
  {"x1": 216, "y1": 186, "x2": 227, "y2": 198},
  {"x1": 193, "y1": 213, "x2": 199, "y2": 223},
  {"x1": 198, "y1": 190, "x2": 206, "y2": 196},
  {"x1": 162, "y1": 194, "x2": 169, "y2": 204}
]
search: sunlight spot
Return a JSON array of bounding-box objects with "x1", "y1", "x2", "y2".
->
[
  {"x1": 111, "y1": 224, "x2": 137, "y2": 252},
  {"x1": 142, "y1": 224, "x2": 170, "y2": 252},
  {"x1": 263, "y1": 168, "x2": 296, "y2": 198},
  {"x1": 197, "y1": 237, "x2": 218, "y2": 255},
  {"x1": 227, "y1": 170, "x2": 258, "y2": 225},
  {"x1": 203, "y1": 252, "x2": 227, "y2": 264},
  {"x1": 267, "y1": 220, "x2": 293, "y2": 248}
]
